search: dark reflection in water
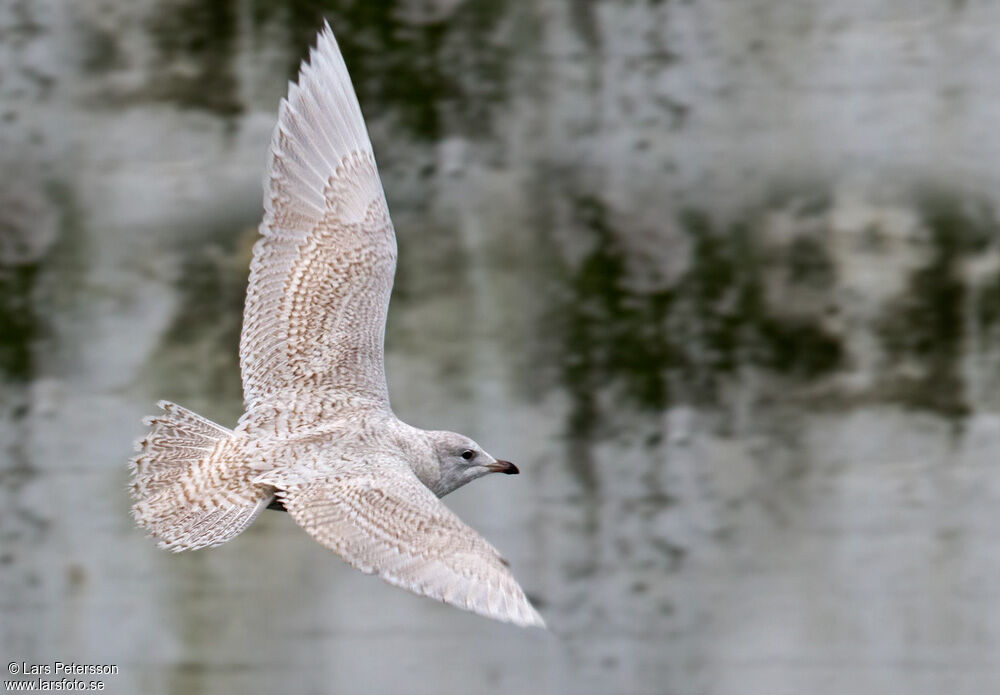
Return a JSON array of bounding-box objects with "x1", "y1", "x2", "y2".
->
[
  {"x1": 0, "y1": 175, "x2": 83, "y2": 385},
  {"x1": 548, "y1": 194, "x2": 842, "y2": 441},
  {"x1": 877, "y1": 193, "x2": 999, "y2": 417},
  {"x1": 149, "y1": 0, "x2": 243, "y2": 116},
  {"x1": 252, "y1": 0, "x2": 511, "y2": 139},
  {"x1": 542, "y1": 188, "x2": 1000, "y2": 445},
  {"x1": 0, "y1": 262, "x2": 41, "y2": 383}
]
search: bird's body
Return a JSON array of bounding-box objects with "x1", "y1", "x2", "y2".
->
[{"x1": 129, "y1": 23, "x2": 544, "y2": 629}]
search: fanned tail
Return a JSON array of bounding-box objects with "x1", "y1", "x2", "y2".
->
[{"x1": 129, "y1": 401, "x2": 273, "y2": 551}]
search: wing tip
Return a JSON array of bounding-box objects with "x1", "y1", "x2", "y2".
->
[
  {"x1": 471, "y1": 586, "x2": 547, "y2": 629},
  {"x1": 317, "y1": 18, "x2": 340, "y2": 59},
  {"x1": 530, "y1": 608, "x2": 548, "y2": 629},
  {"x1": 513, "y1": 600, "x2": 547, "y2": 629},
  {"x1": 270, "y1": 17, "x2": 373, "y2": 180}
]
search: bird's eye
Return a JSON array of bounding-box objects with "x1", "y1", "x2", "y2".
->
[{"x1": 460, "y1": 449, "x2": 476, "y2": 461}]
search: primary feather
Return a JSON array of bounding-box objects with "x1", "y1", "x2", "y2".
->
[{"x1": 241, "y1": 22, "x2": 396, "y2": 426}]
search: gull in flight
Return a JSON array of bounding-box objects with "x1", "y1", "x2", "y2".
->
[{"x1": 129, "y1": 22, "x2": 544, "y2": 628}]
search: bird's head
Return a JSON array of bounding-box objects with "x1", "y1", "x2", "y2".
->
[{"x1": 422, "y1": 430, "x2": 518, "y2": 497}]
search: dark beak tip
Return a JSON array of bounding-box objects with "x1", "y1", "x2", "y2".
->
[{"x1": 498, "y1": 460, "x2": 519, "y2": 475}]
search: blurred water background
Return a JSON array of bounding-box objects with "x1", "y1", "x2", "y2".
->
[{"x1": 3, "y1": 1, "x2": 1000, "y2": 693}]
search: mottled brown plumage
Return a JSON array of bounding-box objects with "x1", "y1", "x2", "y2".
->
[{"x1": 129, "y1": 22, "x2": 544, "y2": 628}]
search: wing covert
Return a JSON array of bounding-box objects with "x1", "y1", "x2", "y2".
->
[
  {"x1": 240, "y1": 23, "x2": 396, "y2": 419},
  {"x1": 278, "y1": 464, "x2": 546, "y2": 628}
]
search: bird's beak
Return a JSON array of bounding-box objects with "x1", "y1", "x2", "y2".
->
[{"x1": 486, "y1": 460, "x2": 519, "y2": 475}]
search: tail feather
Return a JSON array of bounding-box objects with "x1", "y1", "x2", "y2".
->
[
  {"x1": 129, "y1": 401, "x2": 273, "y2": 551},
  {"x1": 130, "y1": 401, "x2": 230, "y2": 497}
]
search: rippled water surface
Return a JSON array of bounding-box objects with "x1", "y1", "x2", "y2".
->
[{"x1": 3, "y1": 2, "x2": 1000, "y2": 694}]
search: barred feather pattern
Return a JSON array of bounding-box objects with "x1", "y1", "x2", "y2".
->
[
  {"x1": 129, "y1": 401, "x2": 274, "y2": 551},
  {"x1": 279, "y1": 462, "x2": 546, "y2": 629},
  {"x1": 239, "y1": 21, "x2": 396, "y2": 428}
]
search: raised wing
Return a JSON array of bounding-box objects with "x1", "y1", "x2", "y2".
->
[
  {"x1": 240, "y1": 23, "x2": 396, "y2": 420},
  {"x1": 278, "y1": 463, "x2": 546, "y2": 628}
]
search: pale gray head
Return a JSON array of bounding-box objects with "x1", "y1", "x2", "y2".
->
[{"x1": 422, "y1": 430, "x2": 518, "y2": 497}]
